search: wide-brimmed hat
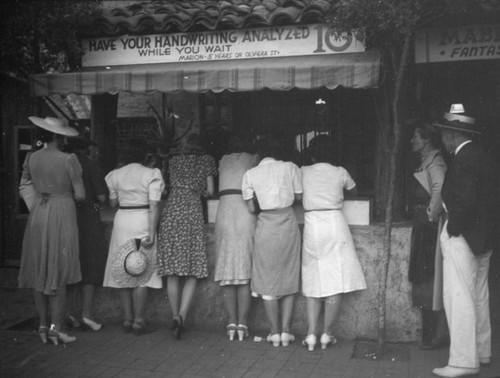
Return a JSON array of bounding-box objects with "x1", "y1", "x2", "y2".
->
[
  {"x1": 28, "y1": 116, "x2": 79, "y2": 136},
  {"x1": 433, "y1": 112, "x2": 481, "y2": 135},
  {"x1": 111, "y1": 239, "x2": 156, "y2": 287}
]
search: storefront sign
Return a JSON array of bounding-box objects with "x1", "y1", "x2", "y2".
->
[
  {"x1": 81, "y1": 24, "x2": 365, "y2": 67},
  {"x1": 415, "y1": 24, "x2": 500, "y2": 63}
]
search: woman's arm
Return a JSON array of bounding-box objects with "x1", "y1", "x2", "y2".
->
[
  {"x1": 205, "y1": 175, "x2": 215, "y2": 198},
  {"x1": 108, "y1": 198, "x2": 118, "y2": 208},
  {"x1": 245, "y1": 198, "x2": 257, "y2": 213},
  {"x1": 345, "y1": 187, "x2": 358, "y2": 197},
  {"x1": 142, "y1": 200, "x2": 160, "y2": 248}
]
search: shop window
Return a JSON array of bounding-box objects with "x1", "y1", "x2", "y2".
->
[{"x1": 14, "y1": 125, "x2": 36, "y2": 216}]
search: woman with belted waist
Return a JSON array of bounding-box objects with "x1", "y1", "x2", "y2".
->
[
  {"x1": 157, "y1": 133, "x2": 217, "y2": 340},
  {"x1": 18, "y1": 116, "x2": 85, "y2": 346},
  {"x1": 408, "y1": 122, "x2": 448, "y2": 349},
  {"x1": 300, "y1": 135, "x2": 366, "y2": 351},
  {"x1": 241, "y1": 135, "x2": 302, "y2": 347},
  {"x1": 214, "y1": 134, "x2": 259, "y2": 341},
  {"x1": 102, "y1": 142, "x2": 165, "y2": 335}
]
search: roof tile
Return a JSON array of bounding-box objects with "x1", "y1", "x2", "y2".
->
[{"x1": 79, "y1": 0, "x2": 333, "y2": 37}]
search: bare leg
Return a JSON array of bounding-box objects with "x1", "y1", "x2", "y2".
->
[
  {"x1": 222, "y1": 285, "x2": 237, "y2": 325},
  {"x1": 236, "y1": 284, "x2": 251, "y2": 326},
  {"x1": 263, "y1": 299, "x2": 280, "y2": 334},
  {"x1": 179, "y1": 276, "x2": 197, "y2": 320},
  {"x1": 48, "y1": 286, "x2": 67, "y2": 330},
  {"x1": 167, "y1": 275, "x2": 180, "y2": 318},
  {"x1": 119, "y1": 288, "x2": 134, "y2": 323},
  {"x1": 323, "y1": 294, "x2": 342, "y2": 335},
  {"x1": 280, "y1": 294, "x2": 295, "y2": 334},
  {"x1": 132, "y1": 287, "x2": 149, "y2": 324},
  {"x1": 82, "y1": 284, "x2": 95, "y2": 319},
  {"x1": 306, "y1": 297, "x2": 322, "y2": 335},
  {"x1": 34, "y1": 290, "x2": 49, "y2": 327}
]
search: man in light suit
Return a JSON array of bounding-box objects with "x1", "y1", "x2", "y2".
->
[{"x1": 432, "y1": 108, "x2": 497, "y2": 378}]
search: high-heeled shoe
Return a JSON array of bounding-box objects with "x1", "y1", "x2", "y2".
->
[
  {"x1": 266, "y1": 333, "x2": 280, "y2": 347},
  {"x1": 48, "y1": 325, "x2": 77, "y2": 346},
  {"x1": 37, "y1": 326, "x2": 48, "y2": 344},
  {"x1": 122, "y1": 319, "x2": 133, "y2": 333},
  {"x1": 226, "y1": 324, "x2": 237, "y2": 341},
  {"x1": 237, "y1": 324, "x2": 249, "y2": 341},
  {"x1": 280, "y1": 332, "x2": 295, "y2": 347},
  {"x1": 82, "y1": 317, "x2": 102, "y2": 331},
  {"x1": 132, "y1": 321, "x2": 155, "y2": 336},
  {"x1": 302, "y1": 334, "x2": 316, "y2": 352},
  {"x1": 171, "y1": 315, "x2": 183, "y2": 340},
  {"x1": 320, "y1": 333, "x2": 337, "y2": 349}
]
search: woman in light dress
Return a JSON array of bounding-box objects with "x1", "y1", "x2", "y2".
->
[
  {"x1": 242, "y1": 136, "x2": 302, "y2": 347},
  {"x1": 408, "y1": 123, "x2": 448, "y2": 349},
  {"x1": 18, "y1": 116, "x2": 84, "y2": 345},
  {"x1": 103, "y1": 144, "x2": 165, "y2": 336},
  {"x1": 214, "y1": 135, "x2": 259, "y2": 341},
  {"x1": 300, "y1": 135, "x2": 366, "y2": 351}
]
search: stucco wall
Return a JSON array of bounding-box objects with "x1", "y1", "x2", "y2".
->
[{"x1": 91, "y1": 221, "x2": 419, "y2": 342}]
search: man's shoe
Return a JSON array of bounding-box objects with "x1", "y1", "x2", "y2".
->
[{"x1": 432, "y1": 366, "x2": 479, "y2": 377}]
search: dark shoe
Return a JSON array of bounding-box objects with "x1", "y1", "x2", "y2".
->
[
  {"x1": 171, "y1": 315, "x2": 183, "y2": 340},
  {"x1": 132, "y1": 321, "x2": 156, "y2": 336},
  {"x1": 122, "y1": 320, "x2": 133, "y2": 333},
  {"x1": 64, "y1": 315, "x2": 82, "y2": 331}
]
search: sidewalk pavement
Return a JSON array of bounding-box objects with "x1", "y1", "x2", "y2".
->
[{"x1": 1, "y1": 319, "x2": 499, "y2": 378}]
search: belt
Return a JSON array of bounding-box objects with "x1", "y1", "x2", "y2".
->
[
  {"x1": 304, "y1": 208, "x2": 338, "y2": 212},
  {"x1": 218, "y1": 189, "x2": 242, "y2": 196},
  {"x1": 119, "y1": 205, "x2": 150, "y2": 210}
]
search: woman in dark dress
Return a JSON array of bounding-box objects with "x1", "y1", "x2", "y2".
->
[
  {"x1": 65, "y1": 137, "x2": 107, "y2": 331},
  {"x1": 157, "y1": 134, "x2": 217, "y2": 340},
  {"x1": 408, "y1": 122, "x2": 449, "y2": 349}
]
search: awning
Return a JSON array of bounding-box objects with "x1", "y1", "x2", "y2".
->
[{"x1": 29, "y1": 51, "x2": 380, "y2": 97}]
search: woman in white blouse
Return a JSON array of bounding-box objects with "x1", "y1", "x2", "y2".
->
[
  {"x1": 103, "y1": 145, "x2": 165, "y2": 336},
  {"x1": 242, "y1": 136, "x2": 302, "y2": 347},
  {"x1": 300, "y1": 135, "x2": 366, "y2": 351}
]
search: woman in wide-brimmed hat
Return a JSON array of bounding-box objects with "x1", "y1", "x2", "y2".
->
[
  {"x1": 102, "y1": 140, "x2": 165, "y2": 336},
  {"x1": 157, "y1": 133, "x2": 217, "y2": 340},
  {"x1": 18, "y1": 116, "x2": 85, "y2": 346}
]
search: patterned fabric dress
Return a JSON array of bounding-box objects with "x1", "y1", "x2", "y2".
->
[
  {"x1": 157, "y1": 154, "x2": 217, "y2": 278},
  {"x1": 18, "y1": 148, "x2": 84, "y2": 295},
  {"x1": 214, "y1": 153, "x2": 259, "y2": 285}
]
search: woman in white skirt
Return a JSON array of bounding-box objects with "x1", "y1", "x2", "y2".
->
[
  {"x1": 300, "y1": 135, "x2": 367, "y2": 351},
  {"x1": 103, "y1": 145, "x2": 165, "y2": 335}
]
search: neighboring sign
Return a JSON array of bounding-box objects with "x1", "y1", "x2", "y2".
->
[
  {"x1": 415, "y1": 24, "x2": 500, "y2": 63},
  {"x1": 82, "y1": 24, "x2": 365, "y2": 67}
]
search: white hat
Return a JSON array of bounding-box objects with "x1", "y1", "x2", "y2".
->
[{"x1": 28, "y1": 116, "x2": 79, "y2": 136}]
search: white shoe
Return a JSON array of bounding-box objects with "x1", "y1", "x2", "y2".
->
[
  {"x1": 432, "y1": 365, "x2": 479, "y2": 377},
  {"x1": 82, "y1": 317, "x2": 102, "y2": 331},
  {"x1": 280, "y1": 332, "x2": 295, "y2": 346},
  {"x1": 266, "y1": 333, "x2": 280, "y2": 347},
  {"x1": 302, "y1": 334, "x2": 316, "y2": 351},
  {"x1": 320, "y1": 333, "x2": 337, "y2": 349}
]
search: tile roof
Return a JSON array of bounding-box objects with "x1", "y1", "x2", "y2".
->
[{"x1": 79, "y1": 0, "x2": 334, "y2": 37}]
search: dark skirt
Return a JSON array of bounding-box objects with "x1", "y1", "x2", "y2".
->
[
  {"x1": 409, "y1": 208, "x2": 439, "y2": 308},
  {"x1": 77, "y1": 202, "x2": 107, "y2": 285}
]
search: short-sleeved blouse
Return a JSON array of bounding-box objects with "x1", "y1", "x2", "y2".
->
[
  {"x1": 301, "y1": 163, "x2": 355, "y2": 211},
  {"x1": 241, "y1": 158, "x2": 302, "y2": 210},
  {"x1": 105, "y1": 163, "x2": 164, "y2": 204}
]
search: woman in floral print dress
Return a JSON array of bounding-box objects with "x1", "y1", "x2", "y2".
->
[{"x1": 157, "y1": 134, "x2": 217, "y2": 340}]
